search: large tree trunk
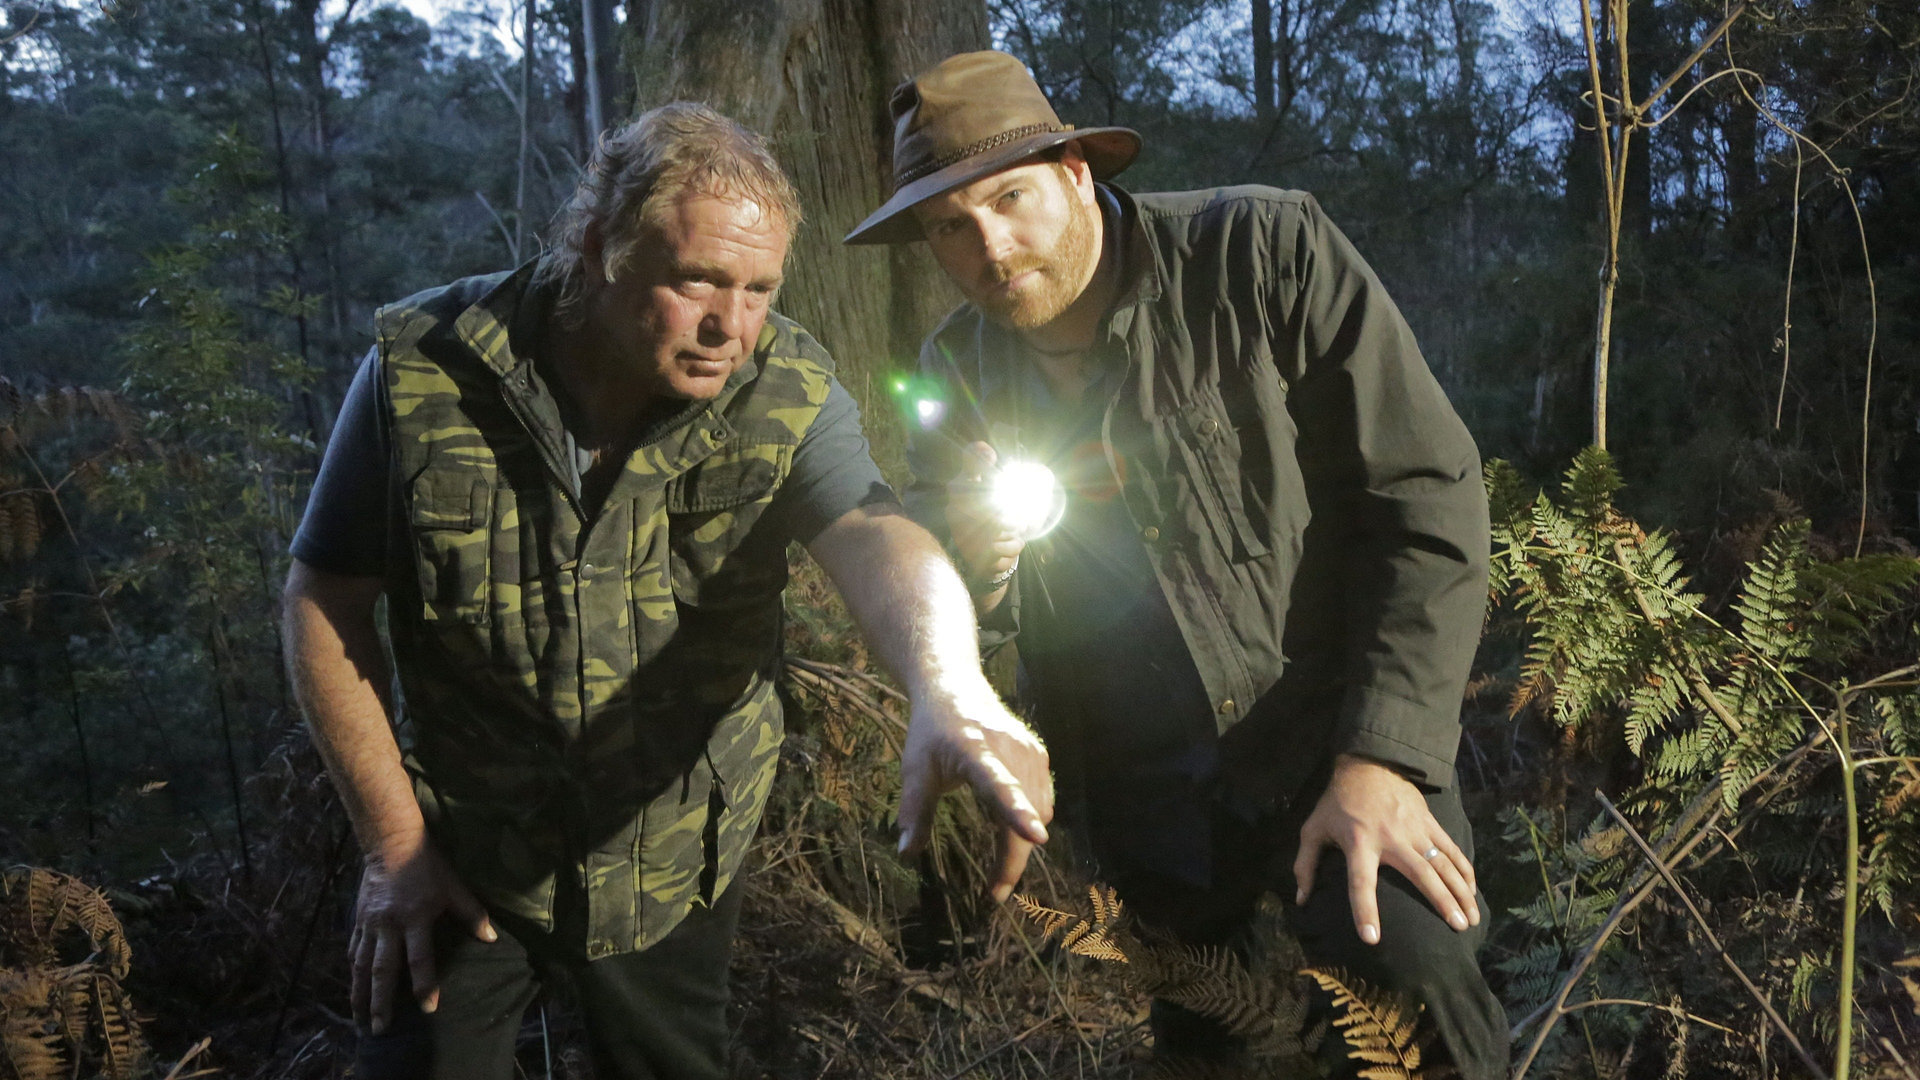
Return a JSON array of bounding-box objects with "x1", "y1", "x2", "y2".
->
[
  {"x1": 1251, "y1": 0, "x2": 1274, "y2": 120},
  {"x1": 623, "y1": 0, "x2": 987, "y2": 472}
]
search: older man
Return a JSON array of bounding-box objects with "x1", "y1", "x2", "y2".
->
[
  {"x1": 850, "y1": 52, "x2": 1508, "y2": 1077},
  {"x1": 283, "y1": 102, "x2": 1049, "y2": 1080}
]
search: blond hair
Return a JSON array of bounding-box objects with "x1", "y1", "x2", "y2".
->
[{"x1": 537, "y1": 103, "x2": 802, "y2": 325}]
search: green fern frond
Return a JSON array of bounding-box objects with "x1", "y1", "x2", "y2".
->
[{"x1": 1561, "y1": 445, "x2": 1622, "y2": 522}]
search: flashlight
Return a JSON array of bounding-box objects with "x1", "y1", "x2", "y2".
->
[{"x1": 987, "y1": 458, "x2": 1067, "y2": 541}]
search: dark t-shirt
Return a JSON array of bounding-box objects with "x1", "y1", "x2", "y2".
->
[
  {"x1": 1013, "y1": 352, "x2": 1220, "y2": 888},
  {"x1": 291, "y1": 348, "x2": 895, "y2": 576}
]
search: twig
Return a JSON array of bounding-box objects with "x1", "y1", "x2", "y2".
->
[
  {"x1": 1560, "y1": 997, "x2": 1735, "y2": 1035},
  {"x1": 1881, "y1": 1035, "x2": 1920, "y2": 1080},
  {"x1": 472, "y1": 190, "x2": 517, "y2": 263},
  {"x1": 1595, "y1": 789, "x2": 1829, "y2": 1079},
  {"x1": 1509, "y1": 783, "x2": 1725, "y2": 1067},
  {"x1": 1, "y1": 4, "x2": 46, "y2": 45},
  {"x1": 1632, "y1": 4, "x2": 1747, "y2": 118},
  {"x1": 786, "y1": 655, "x2": 910, "y2": 705},
  {"x1": 937, "y1": 1014, "x2": 1054, "y2": 1080},
  {"x1": 160, "y1": 1036, "x2": 215, "y2": 1080},
  {"x1": 782, "y1": 659, "x2": 908, "y2": 736}
]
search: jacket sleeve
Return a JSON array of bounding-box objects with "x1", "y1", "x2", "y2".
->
[
  {"x1": 1272, "y1": 195, "x2": 1490, "y2": 789},
  {"x1": 902, "y1": 331, "x2": 1022, "y2": 657}
]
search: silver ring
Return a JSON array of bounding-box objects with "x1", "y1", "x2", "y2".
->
[{"x1": 1423, "y1": 847, "x2": 1441, "y2": 860}]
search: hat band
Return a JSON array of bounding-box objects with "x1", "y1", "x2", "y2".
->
[{"x1": 895, "y1": 122, "x2": 1072, "y2": 186}]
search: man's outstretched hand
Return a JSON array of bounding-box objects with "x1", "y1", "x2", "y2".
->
[
  {"x1": 349, "y1": 836, "x2": 497, "y2": 1035},
  {"x1": 1293, "y1": 754, "x2": 1479, "y2": 944},
  {"x1": 896, "y1": 685, "x2": 1052, "y2": 903}
]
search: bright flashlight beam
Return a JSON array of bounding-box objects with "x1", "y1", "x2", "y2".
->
[
  {"x1": 989, "y1": 459, "x2": 1067, "y2": 541},
  {"x1": 914, "y1": 398, "x2": 946, "y2": 427}
]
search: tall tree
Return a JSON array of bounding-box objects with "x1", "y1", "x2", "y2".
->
[{"x1": 624, "y1": 0, "x2": 988, "y2": 463}]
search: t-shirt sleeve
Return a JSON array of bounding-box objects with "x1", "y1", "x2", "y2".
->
[
  {"x1": 289, "y1": 348, "x2": 391, "y2": 577},
  {"x1": 764, "y1": 377, "x2": 897, "y2": 545}
]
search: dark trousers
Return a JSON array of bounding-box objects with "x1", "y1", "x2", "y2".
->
[
  {"x1": 356, "y1": 881, "x2": 744, "y2": 1080},
  {"x1": 1099, "y1": 781, "x2": 1510, "y2": 1080}
]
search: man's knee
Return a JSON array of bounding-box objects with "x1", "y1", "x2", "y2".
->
[{"x1": 1291, "y1": 862, "x2": 1507, "y2": 1080}]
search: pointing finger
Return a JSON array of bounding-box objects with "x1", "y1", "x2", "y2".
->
[
  {"x1": 895, "y1": 759, "x2": 940, "y2": 857},
  {"x1": 988, "y1": 828, "x2": 1036, "y2": 904},
  {"x1": 962, "y1": 746, "x2": 1047, "y2": 845}
]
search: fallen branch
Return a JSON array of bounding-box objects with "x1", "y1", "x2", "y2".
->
[{"x1": 1596, "y1": 789, "x2": 1828, "y2": 1080}]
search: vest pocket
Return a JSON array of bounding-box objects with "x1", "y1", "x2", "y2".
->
[
  {"x1": 409, "y1": 471, "x2": 495, "y2": 625},
  {"x1": 665, "y1": 442, "x2": 792, "y2": 607}
]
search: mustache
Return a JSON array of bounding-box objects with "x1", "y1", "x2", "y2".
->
[{"x1": 983, "y1": 257, "x2": 1047, "y2": 287}]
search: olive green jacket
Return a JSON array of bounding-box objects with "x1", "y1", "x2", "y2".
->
[
  {"x1": 377, "y1": 265, "x2": 830, "y2": 959},
  {"x1": 905, "y1": 185, "x2": 1489, "y2": 806}
]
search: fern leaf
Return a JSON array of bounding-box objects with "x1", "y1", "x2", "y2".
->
[
  {"x1": 1304, "y1": 966, "x2": 1454, "y2": 1079},
  {"x1": 1009, "y1": 893, "x2": 1080, "y2": 944}
]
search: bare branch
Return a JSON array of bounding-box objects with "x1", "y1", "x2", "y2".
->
[
  {"x1": 1633, "y1": 3, "x2": 1748, "y2": 118},
  {"x1": 472, "y1": 190, "x2": 518, "y2": 263},
  {"x1": 1596, "y1": 789, "x2": 1829, "y2": 1080}
]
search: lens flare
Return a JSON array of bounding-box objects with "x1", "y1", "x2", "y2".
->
[
  {"x1": 989, "y1": 458, "x2": 1067, "y2": 541},
  {"x1": 914, "y1": 398, "x2": 946, "y2": 427}
]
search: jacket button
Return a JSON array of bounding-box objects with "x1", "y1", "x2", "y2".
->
[
  {"x1": 1219, "y1": 698, "x2": 1236, "y2": 715},
  {"x1": 1141, "y1": 525, "x2": 1160, "y2": 543},
  {"x1": 1198, "y1": 417, "x2": 1220, "y2": 437}
]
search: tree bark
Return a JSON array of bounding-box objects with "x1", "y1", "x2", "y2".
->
[
  {"x1": 624, "y1": 0, "x2": 986, "y2": 471},
  {"x1": 1722, "y1": 93, "x2": 1757, "y2": 242},
  {"x1": 1251, "y1": 0, "x2": 1273, "y2": 119}
]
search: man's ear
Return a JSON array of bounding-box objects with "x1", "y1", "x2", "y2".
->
[{"x1": 1060, "y1": 141, "x2": 1097, "y2": 204}]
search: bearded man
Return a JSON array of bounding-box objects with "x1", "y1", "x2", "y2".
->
[
  {"x1": 283, "y1": 102, "x2": 1050, "y2": 1080},
  {"x1": 852, "y1": 52, "x2": 1508, "y2": 1078}
]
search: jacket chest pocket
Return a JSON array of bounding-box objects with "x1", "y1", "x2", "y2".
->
[
  {"x1": 665, "y1": 442, "x2": 792, "y2": 606},
  {"x1": 409, "y1": 469, "x2": 495, "y2": 624},
  {"x1": 1167, "y1": 391, "x2": 1271, "y2": 563}
]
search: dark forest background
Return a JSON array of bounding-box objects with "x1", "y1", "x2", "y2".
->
[{"x1": 1, "y1": 0, "x2": 1917, "y2": 1077}]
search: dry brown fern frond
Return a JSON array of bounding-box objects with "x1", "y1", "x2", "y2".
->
[
  {"x1": 0, "y1": 967, "x2": 68, "y2": 1080},
  {"x1": 1507, "y1": 666, "x2": 1551, "y2": 719},
  {"x1": 1011, "y1": 884, "x2": 1131, "y2": 963},
  {"x1": 76, "y1": 969, "x2": 145, "y2": 1078},
  {"x1": 0, "y1": 493, "x2": 43, "y2": 565},
  {"x1": 0, "y1": 868, "x2": 132, "y2": 979},
  {"x1": 1149, "y1": 944, "x2": 1287, "y2": 1041},
  {"x1": 1303, "y1": 967, "x2": 1454, "y2": 1080},
  {"x1": 0, "y1": 379, "x2": 138, "y2": 458},
  {"x1": 1895, "y1": 937, "x2": 1920, "y2": 1016}
]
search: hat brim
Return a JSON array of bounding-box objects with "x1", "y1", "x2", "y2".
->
[{"x1": 842, "y1": 126, "x2": 1140, "y2": 246}]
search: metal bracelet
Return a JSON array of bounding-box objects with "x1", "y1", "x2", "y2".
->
[{"x1": 972, "y1": 557, "x2": 1018, "y2": 595}]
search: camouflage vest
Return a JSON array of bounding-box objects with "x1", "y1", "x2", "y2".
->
[{"x1": 376, "y1": 266, "x2": 831, "y2": 959}]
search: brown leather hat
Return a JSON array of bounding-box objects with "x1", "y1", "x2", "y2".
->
[{"x1": 843, "y1": 51, "x2": 1140, "y2": 245}]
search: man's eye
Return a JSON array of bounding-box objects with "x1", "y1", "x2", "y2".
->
[{"x1": 1000, "y1": 189, "x2": 1023, "y2": 207}]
